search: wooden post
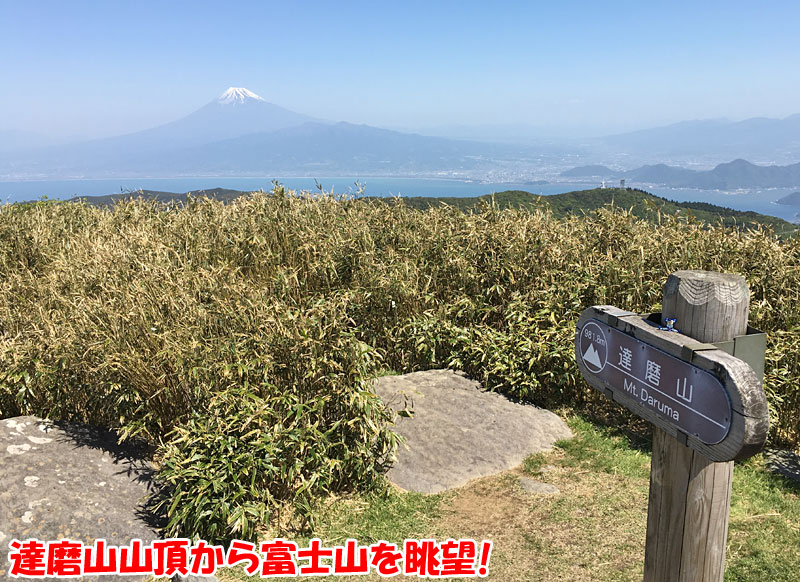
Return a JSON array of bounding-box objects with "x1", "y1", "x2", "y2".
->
[{"x1": 643, "y1": 270, "x2": 749, "y2": 582}]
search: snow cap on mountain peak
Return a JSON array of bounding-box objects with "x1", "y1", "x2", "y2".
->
[{"x1": 218, "y1": 87, "x2": 265, "y2": 104}]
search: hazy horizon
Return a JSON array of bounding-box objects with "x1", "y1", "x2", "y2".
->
[{"x1": 2, "y1": 1, "x2": 799, "y2": 142}]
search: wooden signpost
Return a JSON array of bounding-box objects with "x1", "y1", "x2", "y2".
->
[{"x1": 575, "y1": 270, "x2": 769, "y2": 582}]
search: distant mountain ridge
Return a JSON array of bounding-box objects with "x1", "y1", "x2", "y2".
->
[
  {"x1": 562, "y1": 159, "x2": 800, "y2": 189},
  {"x1": 600, "y1": 115, "x2": 800, "y2": 161},
  {"x1": 777, "y1": 192, "x2": 800, "y2": 206}
]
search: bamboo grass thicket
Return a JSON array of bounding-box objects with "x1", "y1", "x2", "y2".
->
[{"x1": 0, "y1": 187, "x2": 797, "y2": 541}]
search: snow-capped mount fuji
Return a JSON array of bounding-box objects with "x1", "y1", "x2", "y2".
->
[
  {"x1": 218, "y1": 87, "x2": 266, "y2": 105},
  {"x1": 110, "y1": 86, "x2": 317, "y2": 149},
  {"x1": 3, "y1": 87, "x2": 320, "y2": 174}
]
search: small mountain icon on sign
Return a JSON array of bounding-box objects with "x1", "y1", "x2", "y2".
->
[{"x1": 583, "y1": 344, "x2": 602, "y2": 369}]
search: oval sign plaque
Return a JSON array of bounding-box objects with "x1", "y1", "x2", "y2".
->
[{"x1": 578, "y1": 318, "x2": 732, "y2": 445}]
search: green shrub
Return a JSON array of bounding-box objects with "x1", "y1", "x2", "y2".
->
[{"x1": 156, "y1": 313, "x2": 398, "y2": 542}]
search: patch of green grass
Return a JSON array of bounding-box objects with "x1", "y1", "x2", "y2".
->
[
  {"x1": 726, "y1": 457, "x2": 800, "y2": 581},
  {"x1": 554, "y1": 416, "x2": 651, "y2": 480},
  {"x1": 218, "y1": 488, "x2": 442, "y2": 581},
  {"x1": 309, "y1": 489, "x2": 443, "y2": 546},
  {"x1": 521, "y1": 451, "x2": 549, "y2": 474}
]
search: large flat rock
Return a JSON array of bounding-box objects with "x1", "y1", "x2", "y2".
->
[
  {"x1": 374, "y1": 369, "x2": 572, "y2": 494},
  {"x1": 0, "y1": 416, "x2": 162, "y2": 581}
]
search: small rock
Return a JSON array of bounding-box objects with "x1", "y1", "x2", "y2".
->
[
  {"x1": 519, "y1": 477, "x2": 559, "y2": 495},
  {"x1": 763, "y1": 448, "x2": 800, "y2": 484}
]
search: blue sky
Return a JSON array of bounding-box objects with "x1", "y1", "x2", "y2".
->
[{"x1": 1, "y1": 0, "x2": 799, "y2": 139}]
